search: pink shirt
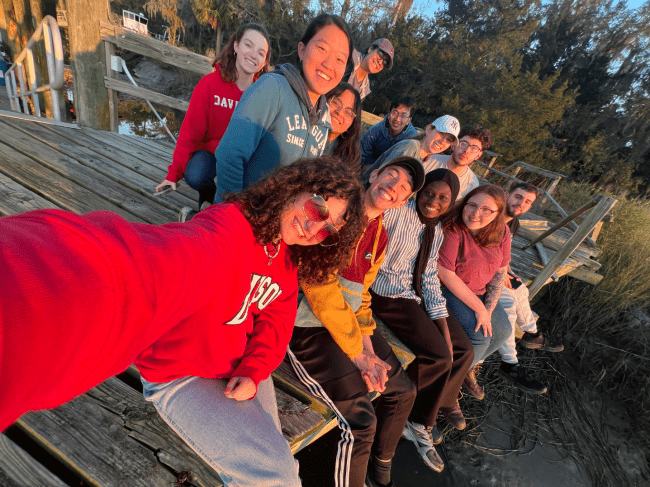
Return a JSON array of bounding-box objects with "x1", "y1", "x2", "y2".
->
[{"x1": 438, "y1": 226, "x2": 511, "y2": 295}]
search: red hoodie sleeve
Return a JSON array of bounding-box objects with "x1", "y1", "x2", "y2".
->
[
  {"x1": 167, "y1": 75, "x2": 212, "y2": 182},
  {"x1": 232, "y1": 277, "x2": 298, "y2": 386},
  {"x1": 0, "y1": 205, "x2": 246, "y2": 431}
]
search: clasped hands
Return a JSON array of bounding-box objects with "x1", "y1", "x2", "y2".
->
[{"x1": 352, "y1": 335, "x2": 391, "y2": 393}]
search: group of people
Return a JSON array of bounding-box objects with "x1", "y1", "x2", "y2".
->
[{"x1": 0, "y1": 12, "x2": 562, "y2": 487}]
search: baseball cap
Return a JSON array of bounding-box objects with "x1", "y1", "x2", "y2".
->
[
  {"x1": 431, "y1": 115, "x2": 461, "y2": 143},
  {"x1": 373, "y1": 156, "x2": 425, "y2": 193},
  {"x1": 372, "y1": 38, "x2": 394, "y2": 70}
]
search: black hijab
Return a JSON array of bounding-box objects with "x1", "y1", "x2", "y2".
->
[{"x1": 413, "y1": 169, "x2": 460, "y2": 300}]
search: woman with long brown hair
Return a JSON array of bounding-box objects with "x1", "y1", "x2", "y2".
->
[
  {"x1": 326, "y1": 82, "x2": 362, "y2": 175},
  {"x1": 0, "y1": 157, "x2": 365, "y2": 486},
  {"x1": 437, "y1": 185, "x2": 514, "y2": 398},
  {"x1": 156, "y1": 23, "x2": 271, "y2": 210}
]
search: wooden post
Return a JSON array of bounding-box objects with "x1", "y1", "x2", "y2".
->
[
  {"x1": 527, "y1": 195, "x2": 617, "y2": 298},
  {"x1": 66, "y1": 0, "x2": 111, "y2": 130},
  {"x1": 104, "y1": 41, "x2": 118, "y2": 132}
]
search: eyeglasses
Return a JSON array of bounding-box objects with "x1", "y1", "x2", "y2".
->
[
  {"x1": 464, "y1": 202, "x2": 498, "y2": 217},
  {"x1": 302, "y1": 194, "x2": 340, "y2": 247},
  {"x1": 390, "y1": 109, "x2": 411, "y2": 121},
  {"x1": 329, "y1": 97, "x2": 356, "y2": 120},
  {"x1": 376, "y1": 50, "x2": 390, "y2": 66},
  {"x1": 458, "y1": 140, "x2": 482, "y2": 154}
]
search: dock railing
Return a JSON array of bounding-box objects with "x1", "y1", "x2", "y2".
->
[{"x1": 4, "y1": 15, "x2": 64, "y2": 121}]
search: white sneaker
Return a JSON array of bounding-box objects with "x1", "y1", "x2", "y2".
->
[
  {"x1": 178, "y1": 206, "x2": 197, "y2": 223},
  {"x1": 403, "y1": 420, "x2": 445, "y2": 472}
]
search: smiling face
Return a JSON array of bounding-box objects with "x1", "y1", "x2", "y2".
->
[
  {"x1": 418, "y1": 180, "x2": 452, "y2": 219},
  {"x1": 366, "y1": 165, "x2": 413, "y2": 213},
  {"x1": 452, "y1": 136, "x2": 483, "y2": 167},
  {"x1": 420, "y1": 125, "x2": 455, "y2": 156},
  {"x1": 506, "y1": 188, "x2": 537, "y2": 218},
  {"x1": 233, "y1": 29, "x2": 269, "y2": 77},
  {"x1": 387, "y1": 104, "x2": 412, "y2": 137},
  {"x1": 462, "y1": 193, "x2": 499, "y2": 232},
  {"x1": 298, "y1": 24, "x2": 350, "y2": 101},
  {"x1": 329, "y1": 89, "x2": 356, "y2": 137},
  {"x1": 279, "y1": 193, "x2": 348, "y2": 246},
  {"x1": 361, "y1": 48, "x2": 386, "y2": 74}
]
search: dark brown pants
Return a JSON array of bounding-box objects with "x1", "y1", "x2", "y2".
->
[{"x1": 370, "y1": 290, "x2": 474, "y2": 427}]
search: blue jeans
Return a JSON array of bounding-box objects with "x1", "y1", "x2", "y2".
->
[
  {"x1": 441, "y1": 287, "x2": 513, "y2": 367},
  {"x1": 142, "y1": 376, "x2": 301, "y2": 487},
  {"x1": 184, "y1": 150, "x2": 216, "y2": 208}
]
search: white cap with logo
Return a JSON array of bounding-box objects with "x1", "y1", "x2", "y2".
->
[{"x1": 431, "y1": 115, "x2": 461, "y2": 143}]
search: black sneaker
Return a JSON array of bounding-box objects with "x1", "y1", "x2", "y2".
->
[
  {"x1": 520, "y1": 332, "x2": 564, "y2": 352},
  {"x1": 366, "y1": 456, "x2": 395, "y2": 487},
  {"x1": 497, "y1": 362, "x2": 547, "y2": 394}
]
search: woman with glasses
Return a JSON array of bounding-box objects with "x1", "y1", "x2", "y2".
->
[
  {"x1": 214, "y1": 14, "x2": 354, "y2": 204},
  {"x1": 437, "y1": 185, "x2": 514, "y2": 396},
  {"x1": 326, "y1": 82, "x2": 362, "y2": 175},
  {"x1": 0, "y1": 157, "x2": 365, "y2": 486}
]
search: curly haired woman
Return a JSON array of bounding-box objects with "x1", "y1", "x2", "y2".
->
[{"x1": 0, "y1": 156, "x2": 365, "y2": 486}]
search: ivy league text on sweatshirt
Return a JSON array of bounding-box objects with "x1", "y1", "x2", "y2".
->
[
  {"x1": 0, "y1": 205, "x2": 297, "y2": 432},
  {"x1": 214, "y1": 64, "x2": 330, "y2": 202}
]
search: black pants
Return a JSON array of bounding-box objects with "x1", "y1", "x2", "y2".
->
[
  {"x1": 370, "y1": 290, "x2": 474, "y2": 427},
  {"x1": 289, "y1": 327, "x2": 416, "y2": 487}
]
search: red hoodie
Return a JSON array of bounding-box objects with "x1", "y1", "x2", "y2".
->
[
  {"x1": 0, "y1": 205, "x2": 297, "y2": 432},
  {"x1": 167, "y1": 65, "x2": 244, "y2": 183}
]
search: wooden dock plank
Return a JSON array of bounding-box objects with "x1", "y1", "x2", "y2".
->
[
  {"x1": 80, "y1": 127, "x2": 175, "y2": 172},
  {"x1": 0, "y1": 172, "x2": 61, "y2": 216},
  {"x1": 276, "y1": 389, "x2": 326, "y2": 445},
  {"x1": 0, "y1": 141, "x2": 147, "y2": 221},
  {"x1": 0, "y1": 116, "x2": 197, "y2": 202},
  {"x1": 89, "y1": 129, "x2": 175, "y2": 162},
  {"x1": 0, "y1": 118, "x2": 196, "y2": 212},
  {"x1": 17, "y1": 377, "x2": 224, "y2": 487},
  {"x1": 0, "y1": 435, "x2": 68, "y2": 487},
  {"x1": 0, "y1": 120, "x2": 179, "y2": 224},
  {"x1": 121, "y1": 134, "x2": 175, "y2": 157}
]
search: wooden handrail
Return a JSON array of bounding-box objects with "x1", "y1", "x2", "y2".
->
[{"x1": 527, "y1": 195, "x2": 617, "y2": 298}]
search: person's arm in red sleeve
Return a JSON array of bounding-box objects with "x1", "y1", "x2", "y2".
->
[
  {"x1": 231, "y1": 278, "x2": 299, "y2": 389},
  {"x1": 0, "y1": 205, "x2": 246, "y2": 431},
  {"x1": 166, "y1": 75, "x2": 212, "y2": 183}
]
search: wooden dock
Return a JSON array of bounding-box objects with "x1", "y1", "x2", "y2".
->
[{"x1": 0, "y1": 107, "x2": 606, "y2": 486}]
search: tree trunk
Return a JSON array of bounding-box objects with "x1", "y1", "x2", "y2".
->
[
  {"x1": 216, "y1": 21, "x2": 221, "y2": 56},
  {"x1": 66, "y1": 0, "x2": 112, "y2": 130}
]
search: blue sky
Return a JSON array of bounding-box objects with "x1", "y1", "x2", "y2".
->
[{"x1": 411, "y1": 0, "x2": 648, "y2": 17}]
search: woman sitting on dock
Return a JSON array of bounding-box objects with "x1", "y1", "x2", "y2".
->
[
  {"x1": 213, "y1": 13, "x2": 353, "y2": 203},
  {"x1": 156, "y1": 23, "x2": 271, "y2": 212},
  {"x1": 325, "y1": 82, "x2": 362, "y2": 175},
  {"x1": 0, "y1": 157, "x2": 365, "y2": 487},
  {"x1": 437, "y1": 185, "x2": 514, "y2": 397},
  {"x1": 370, "y1": 169, "x2": 474, "y2": 473}
]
